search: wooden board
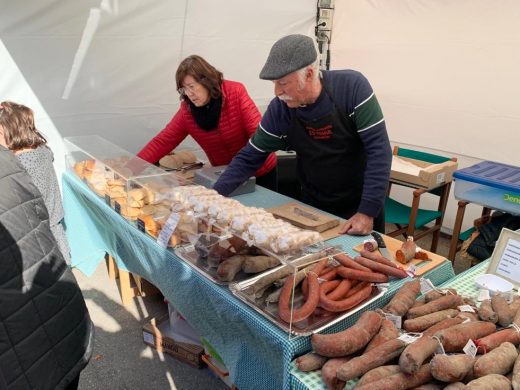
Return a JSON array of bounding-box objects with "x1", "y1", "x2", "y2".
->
[
  {"x1": 267, "y1": 202, "x2": 340, "y2": 233},
  {"x1": 353, "y1": 234, "x2": 447, "y2": 276}
]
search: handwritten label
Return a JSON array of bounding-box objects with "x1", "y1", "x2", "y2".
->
[
  {"x1": 478, "y1": 289, "x2": 490, "y2": 301},
  {"x1": 458, "y1": 305, "x2": 476, "y2": 313},
  {"x1": 157, "y1": 212, "x2": 181, "y2": 248},
  {"x1": 463, "y1": 339, "x2": 477, "y2": 358},
  {"x1": 420, "y1": 278, "x2": 435, "y2": 294},
  {"x1": 495, "y1": 238, "x2": 520, "y2": 283},
  {"x1": 384, "y1": 313, "x2": 402, "y2": 329}
]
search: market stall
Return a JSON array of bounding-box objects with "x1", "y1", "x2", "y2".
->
[{"x1": 63, "y1": 168, "x2": 455, "y2": 390}]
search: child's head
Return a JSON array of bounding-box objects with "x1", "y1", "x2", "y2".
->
[{"x1": 0, "y1": 101, "x2": 47, "y2": 151}]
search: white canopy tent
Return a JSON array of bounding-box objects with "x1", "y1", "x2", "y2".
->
[{"x1": 1, "y1": 0, "x2": 518, "y2": 232}]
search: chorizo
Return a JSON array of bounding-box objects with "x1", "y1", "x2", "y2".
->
[
  {"x1": 355, "y1": 255, "x2": 408, "y2": 279},
  {"x1": 336, "y1": 266, "x2": 388, "y2": 283}
]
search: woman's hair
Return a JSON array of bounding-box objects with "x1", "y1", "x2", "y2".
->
[
  {"x1": 0, "y1": 101, "x2": 47, "y2": 151},
  {"x1": 175, "y1": 55, "x2": 224, "y2": 102}
]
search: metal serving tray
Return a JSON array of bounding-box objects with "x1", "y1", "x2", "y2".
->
[
  {"x1": 229, "y1": 255, "x2": 387, "y2": 336},
  {"x1": 175, "y1": 243, "x2": 260, "y2": 286}
]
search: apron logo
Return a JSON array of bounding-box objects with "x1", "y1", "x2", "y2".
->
[{"x1": 306, "y1": 124, "x2": 333, "y2": 140}]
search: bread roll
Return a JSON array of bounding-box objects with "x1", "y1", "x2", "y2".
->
[
  {"x1": 159, "y1": 154, "x2": 183, "y2": 169},
  {"x1": 176, "y1": 150, "x2": 197, "y2": 164}
]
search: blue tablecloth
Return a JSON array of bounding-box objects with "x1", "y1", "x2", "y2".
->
[{"x1": 62, "y1": 171, "x2": 455, "y2": 390}]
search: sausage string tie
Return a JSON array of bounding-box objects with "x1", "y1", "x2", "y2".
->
[
  {"x1": 473, "y1": 338, "x2": 487, "y2": 354},
  {"x1": 432, "y1": 335, "x2": 446, "y2": 355},
  {"x1": 509, "y1": 322, "x2": 520, "y2": 334}
]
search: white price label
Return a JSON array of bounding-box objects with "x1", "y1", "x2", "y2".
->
[
  {"x1": 384, "y1": 313, "x2": 402, "y2": 329},
  {"x1": 463, "y1": 339, "x2": 478, "y2": 358},
  {"x1": 157, "y1": 212, "x2": 181, "y2": 248},
  {"x1": 477, "y1": 289, "x2": 490, "y2": 301},
  {"x1": 420, "y1": 278, "x2": 435, "y2": 294},
  {"x1": 398, "y1": 332, "x2": 423, "y2": 345},
  {"x1": 458, "y1": 305, "x2": 476, "y2": 313},
  {"x1": 143, "y1": 331, "x2": 154, "y2": 345},
  {"x1": 377, "y1": 283, "x2": 390, "y2": 289}
]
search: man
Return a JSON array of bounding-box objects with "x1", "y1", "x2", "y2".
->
[
  {"x1": 214, "y1": 34, "x2": 392, "y2": 235},
  {"x1": 0, "y1": 145, "x2": 93, "y2": 389}
]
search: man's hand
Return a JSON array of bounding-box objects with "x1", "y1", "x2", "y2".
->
[{"x1": 339, "y1": 212, "x2": 373, "y2": 235}]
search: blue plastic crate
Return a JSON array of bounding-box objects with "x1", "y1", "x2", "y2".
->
[{"x1": 453, "y1": 161, "x2": 520, "y2": 215}]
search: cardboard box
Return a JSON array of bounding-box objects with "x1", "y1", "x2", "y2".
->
[
  {"x1": 202, "y1": 354, "x2": 237, "y2": 389},
  {"x1": 391, "y1": 156, "x2": 458, "y2": 189},
  {"x1": 142, "y1": 315, "x2": 205, "y2": 368}
]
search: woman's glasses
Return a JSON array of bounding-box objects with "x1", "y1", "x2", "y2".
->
[{"x1": 178, "y1": 82, "x2": 200, "y2": 95}]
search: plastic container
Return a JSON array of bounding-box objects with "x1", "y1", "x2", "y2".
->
[
  {"x1": 474, "y1": 273, "x2": 513, "y2": 295},
  {"x1": 453, "y1": 161, "x2": 520, "y2": 215}
]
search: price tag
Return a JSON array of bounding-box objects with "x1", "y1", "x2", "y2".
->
[
  {"x1": 377, "y1": 283, "x2": 390, "y2": 289},
  {"x1": 477, "y1": 289, "x2": 490, "y2": 301},
  {"x1": 420, "y1": 278, "x2": 435, "y2": 294},
  {"x1": 398, "y1": 332, "x2": 423, "y2": 345},
  {"x1": 458, "y1": 305, "x2": 476, "y2": 313},
  {"x1": 405, "y1": 265, "x2": 417, "y2": 278},
  {"x1": 114, "y1": 201, "x2": 121, "y2": 215},
  {"x1": 384, "y1": 313, "x2": 402, "y2": 329},
  {"x1": 157, "y1": 212, "x2": 181, "y2": 248},
  {"x1": 142, "y1": 331, "x2": 154, "y2": 345},
  {"x1": 463, "y1": 339, "x2": 478, "y2": 358},
  {"x1": 136, "y1": 218, "x2": 146, "y2": 233}
]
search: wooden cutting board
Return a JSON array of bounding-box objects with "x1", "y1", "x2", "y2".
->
[
  {"x1": 353, "y1": 234, "x2": 447, "y2": 276},
  {"x1": 267, "y1": 202, "x2": 340, "y2": 233}
]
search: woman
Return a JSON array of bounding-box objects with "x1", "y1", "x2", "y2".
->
[
  {"x1": 0, "y1": 101, "x2": 72, "y2": 264},
  {"x1": 137, "y1": 55, "x2": 277, "y2": 190}
]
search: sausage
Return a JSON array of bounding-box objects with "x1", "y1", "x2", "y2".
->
[
  {"x1": 384, "y1": 279, "x2": 421, "y2": 317},
  {"x1": 396, "y1": 239, "x2": 416, "y2": 264},
  {"x1": 363, "y1": 239, "x2": 379, "y2": 252},
  {"x1": 302, "y1": 266, "x2": 338, "y2": 298},
  {"x1": 319, "y1": 283, "x2": 373, "y2": 312},
  {"x1": 360, "y1": 249, "x2": 399, "y2": 269},
  {"x1": 430, "y1": 353, "x2": 475, "y2": 382},
  {"x1": 333, "y1": 253, "x2": 371, "y2": 272},
  {"x1": 311, "y1": 311, "x2": 383, "y2": 357},
  {"x1": 406, "y1": 295, "x2": 464, "y2": 319},
  {"x1": 356, "y1": 365, "x2": 401, "y2": 387},
  {"x1": 216, "y1": 255, "x2": 245, "y2": 281},
  {"x1": 436, "y1": 321, "x2": 497, "y2": 353},
  {"x1": 473, "y1": 341, "x2": 518, "y2": 377},
  {"x1": 241, "y1": 255, "x2": 280, "y2": 273},
  {"x1": 403, "y1": 309, "x2": 460, "y2": 333},
  {"x1": 355, "y1": 255, "x2": 408, "y2": 279},
  {"x1": 478, "y1": 299, "x2": 498, "y2": 323},
  {"x1": 320, "y1": 279, "x2": 352, "y2": 301},
  {"x1": 492, "y1": 293, "x2": 515, "y2": 327},
  {"x1": 277, "y1": 259, "x2": 327, "y2": 323},
  {"x1": 476, "y1": 328, "x2": 520, "y2": 352},
  {"x1": 295, "y1": 352, "x2": 328, "y2": 372},
  {"x1": 422, "y1": 316, "x2": 465, "y2": 337},
  {"x1": 336, "y1": 266, "x2": 388, "y2": 283},
  {"x1": 336, "y1": 338, "x2": 407, "y2": 381},
  {"x1": 399, "y1": 336, "x2": 439, "y2": 374},
  {"x1": 364, "y1": 318, "x2": 400, "y2": 352},
  {"x1": 321, "y1": 357, "x2": 351, "y2": 390},
  {"x1": 355, "y1": 364, "x2": 433, "y2": 390}
]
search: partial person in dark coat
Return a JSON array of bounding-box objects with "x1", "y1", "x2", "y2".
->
[{"x1": 0, "y1": 145, "x2": 94, "y2": 390}]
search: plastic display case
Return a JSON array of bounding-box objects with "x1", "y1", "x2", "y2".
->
[{"x1": 453, "y1": 161, "x2": 520, "y2": 215}]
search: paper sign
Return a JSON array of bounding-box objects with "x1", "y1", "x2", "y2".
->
[
  {"x1": 384, "y1": 313, "x2": 402, "y2": 329},
  {"x1": 495, "y1": 238, "x2": 520, "y2": 282},
  {"x1": 458, "y1": 305, "x2": 476, "y2": 313},
  {"x1": 398, "y1": 333, "x2": 423, "y2": 345},
  {"x1": 463, "y1": 339, "x2": 477, "y2": 358},
  {"x1": 478, "y1": 289, "x2": 490, "y2": 301},
  {"x1": 157, "y1": 212, "x2": 181, "y2": 248},
  {"x1": 420, "y1": 278, "x2": 435, "y2": 294}
]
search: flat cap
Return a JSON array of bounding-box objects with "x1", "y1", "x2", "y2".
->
[{"x1": 259, "y1": 34, "x2": 317, "y2": 80}]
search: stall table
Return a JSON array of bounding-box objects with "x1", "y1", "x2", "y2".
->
[
  {"x1": 62, "y1": 171, "x2": 455, "y2": 390},
  {"x1": 290, "y1": 261, "x2": 488, "y2": 390}
]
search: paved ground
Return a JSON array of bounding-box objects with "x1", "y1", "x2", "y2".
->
[
  {"x1": 73, "y1": 226, "x2": 471, "y2": 390},
  {"x1": 74, "y1": 265, "x2": 229, "y2": 390}
]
